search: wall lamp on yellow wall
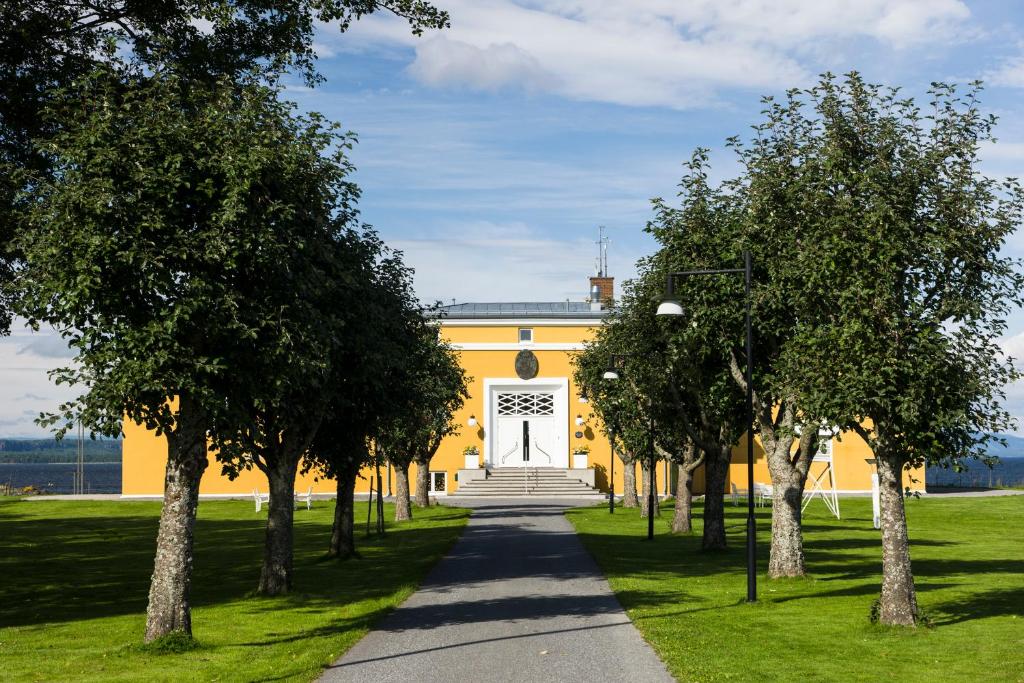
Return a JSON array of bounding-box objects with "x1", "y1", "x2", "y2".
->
[
  {"x1": 467, "y1": 415, "x2": 477, "y2": 427},
  {"x1": 575, "y1": 414, "x2": 585, "y2": 426}
]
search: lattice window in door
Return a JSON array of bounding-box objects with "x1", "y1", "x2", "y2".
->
[{"x1": 496, "y1": 392, "x2": 555, "y2": 416}]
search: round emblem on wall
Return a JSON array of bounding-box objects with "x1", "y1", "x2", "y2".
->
[{"x1": 515, "y1": 350, "x2": 539, "y2": 380}]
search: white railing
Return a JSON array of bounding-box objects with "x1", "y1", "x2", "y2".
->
[
  {"x1": 500, "y1": 441, "x2": 518, "y2": 464},
  {"x1": 533, "y1": 438, "x2": 553, "y2": 464}
]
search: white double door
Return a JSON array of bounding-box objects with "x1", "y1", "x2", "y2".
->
[
  {"x1": 493, "y1": 390, "x2": 560, "y2": 467},
  {"x1": 495, "y1": 415, "x2": 557, "y2": 466}
]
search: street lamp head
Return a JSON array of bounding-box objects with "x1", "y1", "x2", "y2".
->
[
  {"x1": 602, "y1": 369, "x2": 620, "y2": 381},
  {"x1": 656, "y1": 298, "x2": 684, "y2": 316}
]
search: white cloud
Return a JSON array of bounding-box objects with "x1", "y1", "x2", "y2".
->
[
  {"x1": 984, "y1": 55, "x2": 1024, "y2": 88},
  {"x1": 311, "y1": 41, "x2": 337, "y2": 59},
  {"x1": 0, "y1": 323, "x2": 81, "y2": 437},
  {"x1": 996, "y1": 331, "x2": 1024, "y2": 432},
  {"x1": 331, "y1": 0, "x2": 973, "y2": 109},
  {"x1": 391, "y1": 221, "x2": 646, "y2": 303},
  {"x1": 408, "y1": 38, "x2": 558, "y2": 92},
  {"x1": 17, "y1": 334, "x2": 75, "y2": 359}
]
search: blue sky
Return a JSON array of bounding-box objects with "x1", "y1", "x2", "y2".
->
[{"x1": 5, "y1": 0, "x2": 1024, "y2": 436}]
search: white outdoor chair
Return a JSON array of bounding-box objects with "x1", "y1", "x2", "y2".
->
[
  {"x1": 294, "y1": 486, "x2": 313, "y2": 510},
  {"x1": 732, "y1": 483, "x2": 771, "y2": 507},
  {"x1": 252, "y1": 488, "x2": 269, "y2": 513},
  {"x1": 754, "y1": 483, "x2": 772, "y2": 507}
]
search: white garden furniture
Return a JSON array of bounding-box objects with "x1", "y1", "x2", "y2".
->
[
  {"x1": 294, "y1": 485, "x2": 313, "y2": 510},
  {"x1": 802, "y1": 452, "x2": 840, "y2": 519}
]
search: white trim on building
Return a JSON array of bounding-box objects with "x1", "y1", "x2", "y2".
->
[
  {"x1": 439, "y1": 318, "x2": 605, "y2": 327},
  {"x1": 451, "y1": 343, "x2": 585, "y2": 351}
]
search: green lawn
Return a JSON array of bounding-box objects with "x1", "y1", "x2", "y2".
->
[
  {"x1": 0, "y1": 498, "x2": 470, "y2": 682},
  {"x1": 567, "y1": 496, "x2": 1024, "y2": 683}
]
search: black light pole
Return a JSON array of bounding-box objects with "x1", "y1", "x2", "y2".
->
[
  {"x1": 647, "y1": 398, "x2": 655, "y2": 541},
  {"x1": 608, "y1": 423, "x2": 616, "y2": 513},
  {"x1": 657, "y1": 250, "x2": 757, "y2": 602},
  {"x1": 602, "y1": 355, "x2": 633, "y2": 517}
]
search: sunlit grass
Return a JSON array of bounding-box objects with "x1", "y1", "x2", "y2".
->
[
  {"x1": 0, "y1": 498, "x2": 469, "y2": 682},
  {"x1": 567, "y1": 496, "x2": 1024, "y2": 683}
]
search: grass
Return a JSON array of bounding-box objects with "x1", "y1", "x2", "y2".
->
[
  {"x1": 0, "y1": 497, "x2": 470, "y2": 682},
  {"x1": 567, "y1": 496, "x2": 1024, "y2": 683}
]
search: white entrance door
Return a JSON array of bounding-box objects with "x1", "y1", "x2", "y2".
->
[{"x1": 494, "y1": 391, "x2": 558, "y2": 467}]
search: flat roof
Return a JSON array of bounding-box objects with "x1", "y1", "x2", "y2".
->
[{"x1": 428, "y1": 302, "x2": 612, "y2": 320}]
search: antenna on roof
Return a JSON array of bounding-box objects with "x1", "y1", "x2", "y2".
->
[{"x1": 595, "y1": 226, "x2": 610, "y2": 277}]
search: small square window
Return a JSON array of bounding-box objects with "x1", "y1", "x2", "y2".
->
[
  {"x1": 518, "y1": 328, "x2": 533, "y2": 343},
  {"x1": 430, "y1": 471, "x2": 447, "y2": 493}
]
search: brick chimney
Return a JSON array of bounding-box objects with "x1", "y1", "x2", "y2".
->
[{"x1": 589, "y1": 276, "x2": 614, "y2": 305}]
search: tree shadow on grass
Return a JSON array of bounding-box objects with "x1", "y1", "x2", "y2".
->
[
  {"x1": 570, "y1": 502, "x2": 1022, "y2": 622},
  {"x1": 0, "y1": 501, "x2": 467, "y2": 630},
  {"x1": 931, "y1": 586, "x2": 1024, "y2": 625}
]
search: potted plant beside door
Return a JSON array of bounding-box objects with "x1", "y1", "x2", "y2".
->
[
  {"x1": 572, "y1": 444, "x2": 590, "y2": 469},
  {"x1": 463, "y1": 445, "x2": 480, "y2": 469}
]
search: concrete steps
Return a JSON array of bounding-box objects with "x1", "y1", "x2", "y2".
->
[{"x1": 452, "y1": 468, "x2": 606, "y2": 497}]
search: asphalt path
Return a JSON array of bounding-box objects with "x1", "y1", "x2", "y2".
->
[{"x1": 320, "y1": 498, "x2": 673, "y2": 683}]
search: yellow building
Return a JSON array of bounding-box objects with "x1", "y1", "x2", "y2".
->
[{"x1": 122, "y1": 274, "x2": 923, "y2": 499}]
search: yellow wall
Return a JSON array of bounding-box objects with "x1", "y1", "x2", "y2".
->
[
  {"x1": 726, "y1": 431, "x2": 925, "y2": 495},
  {"x1": 121, "y1": 318, "x2": 924, "y2": 497}
]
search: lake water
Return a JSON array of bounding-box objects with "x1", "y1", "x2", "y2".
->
[
  {"x1": 0, "y1": 462, "x2": 122, "y2": 494},
  {"x1": 0, "y1": 457, "x2": 1020, "y2": 496},
  {"x1": 926, "y1": 456, "x2": 1024, "y2": 488}
]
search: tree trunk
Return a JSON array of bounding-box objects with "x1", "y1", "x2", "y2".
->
[
  {"x1": 876, "y1": 451, "x2": 919, "y2": 626},
  {"x1": 703, "y1": 447, "x2": 729, "y2": 551},
  {"x1": 258, "y1": 455, "x2": 297, "y2": 595},
  {"x1": 621, "y1": 456, "x2": 639, "y2": 508},
  {"x1": 144, "y1": 395, "x2": 208, "y2": 643},
  {"x1": 414, "y1": 456, "x2": 431, "y2": 507},
  {"x1": 329, "y1": 462, "x2": 358, "y2": 560},
  {"x1": 375, "y1": 462, "x2": 384, "y2": 534},
  {"x1": 394, "y1": 463, "x2": 412, "y2": 521},
  {"x1": 763, "y1": 424, "x2": 814, "y2": 578},
  {"x1": 768, "y1": 469, "x2": 806, "y2": 577},
  {"x1": 640, "y1": 459, "x2": 660, "y2": 518},
  {"x1": 671, "y1": 463, "x2": 694, "y2": 534}
]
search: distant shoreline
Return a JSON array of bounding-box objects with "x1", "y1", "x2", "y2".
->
[{"x1": 0, "y1": 461, "x2": 122, "y2": 465}]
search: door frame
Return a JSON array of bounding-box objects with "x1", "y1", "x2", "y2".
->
[{"x1": 483, "y1": 377, "x2": 569, "y2": 468}]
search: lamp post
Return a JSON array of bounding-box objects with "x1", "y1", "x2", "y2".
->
[
  {"x1": 657, "y1": 250, "x2": 757, "y2": 603},
  {"x1": 608, "y1": 422, "x2": 616, "y2": 513},
  {"x1": 602, "y1": 356, "x2": 629, "y2": 513},
  {"x1": 603, "y1": 354, "x2": 657, "y2": 539}
]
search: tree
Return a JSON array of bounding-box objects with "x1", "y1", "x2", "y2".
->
[
  {"x1": 573, "y1": 335, "x2": 648, "y2": 511},
  {"x1": 575, "y1": 269, "x2": 746, "y2": 542},
  {"x1": 768, "y1": 74, "x2": 1023, "y2": 625},
  {"x1": 648, "y1": 148, "x2": 827, "y2": 575},
  {"x1": 375, "y1": 325, "x2": 468, "y2": 521},
  {"x1": 647, "y1": 185, "x2": 753, "y2": 548},
  {"x1": 304, "y1": 238, "x2": 421, "y2": 558},
  {"x1": 412, "y1": 333, "x2": 470, "y2": 509},
  {"x1": 14, "y1": 68, "x2": 331, "y2": 640},
  {"x1": 0, "y1": 0, "x2": 449, "y2": 335},
  {"x1": 211, "y1": 138, "x2": 371, "y2": 597}
]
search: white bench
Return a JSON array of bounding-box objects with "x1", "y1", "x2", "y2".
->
[{"x1": 253, "y1": 486, "x2": 313, "y2": 512}]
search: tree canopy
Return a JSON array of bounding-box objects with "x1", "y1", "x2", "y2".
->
[{"x1": 624, "y1": 71, "x2": 1024, "y2": 625}]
